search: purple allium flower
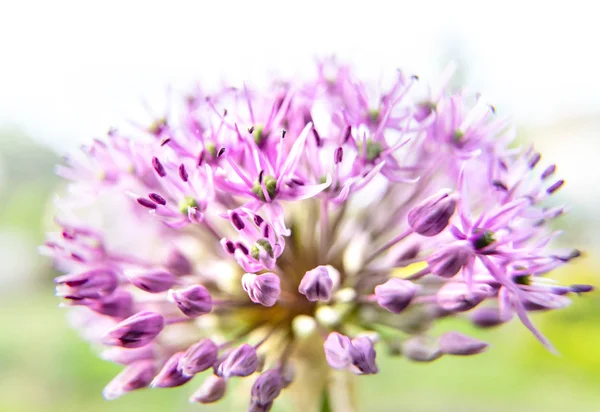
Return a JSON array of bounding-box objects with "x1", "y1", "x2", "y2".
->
[{"x1": 45, "y1": 60, "x2": 592, "y2": 408}]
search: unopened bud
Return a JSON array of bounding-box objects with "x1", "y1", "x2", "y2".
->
[
  {"x1": 151, "y1": 352, "x2": 192, "y2": 388},
  {"x1": 217, "y1": 344, "x2": 258, "y2": 378},
  {"x1": 408, "y1": 190, "x2": 457, "y2": 236},
  {"x1": 190, "y1": 375, "x2": 227, "y2": 404},
  {"x1": 426, "y1": 243, "x2": 471, "y2": 278},
  {"x1": 55, "y1": 268, "x2": 118, "y2": 300},
  {"x1": 298, "y1": 266, "x2": 333, "y2": 302},
  {"x1": 179, "y1": 338, "x2": 219, "y2": 376},
  {"x1": 169, "y1": 285, "x2": 212, "y2": 317},
  {"x1": 104, "y1": 311, "x2": 164, "y2": 348},
  {"x1": 251, "y1": 369, "x2": 284, "y2": 406},
  {"x1": 129, "y1": 269, "x2": 178, "y2": 293},
  {"x1": 242, "y1": 272, "x2": 281, "y2": 307},
  {"x1": 438, "y1": 331, "x2": 488, "y2": 355},
  {"x1": 374, "y1": 278, "x2": 418, "y2": 313},
  {"x1": 102, "y1": 360, "x2": 156, "y2": 400}
]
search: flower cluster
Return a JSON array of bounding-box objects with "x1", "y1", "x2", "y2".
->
[{"x1": 42, "y1": 60, "x2": 592, "y2": 410}]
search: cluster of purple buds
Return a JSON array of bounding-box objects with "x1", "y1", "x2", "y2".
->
[{"x1": 42, "y1": 59, "x2": 593, "y2": 410}]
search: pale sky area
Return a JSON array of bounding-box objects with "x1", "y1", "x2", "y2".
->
[{"x1": 0, "y1": 0, "x2": 599, "y2": 223}]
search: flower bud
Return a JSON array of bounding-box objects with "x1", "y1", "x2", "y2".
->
[
  {"x1": 439, "y1": 331, "x2": 488, "y2": 355},
  {"x1": 217, "y1": 344, "x2": 258, "y2": 378},
  {"x1": 242, "y1": 272, "x2": 281, "y2": 307},
  {"x1": 179, "y1": 338, "x2": 219, "y2": 376},
  {"x1": 169, "y1": 285, "x2": 212, "y2": 317},
  {"x1": 151, "y1": 352, "x2": 192, "y2": 388},
  {"x1": 190, "y1": 375, "x2": 227, "y2": 404},
  {"x1": 55, "y1": 268, "x2": 118, "y2": 299},
  {"x1": 102, "y1": 360, "x2": 156, "y2": 400},
  {"x1": 426, "y1": 243, "x2": 471, "y2": 278},
  {"x1": 165, "y1": 248, "x2": 193, "y2": 275},
  {"x1": 101, "y1": 346, "x2": 154, "y2": 365},
  {"x1": 129, "y1": 269, "x2": 178, "y2": 293},
  {"x1": 324, "y1": 332, "x2": 353, "y2": 369},
  {"x1": 251, "y1": 369, "x2": 284, "y2": 406},
  {"x1": 401, "y1": 336, "x2": 442, "y2": 362},
  {"x1": 436, "y1": 283, "x2": 493, "y2": 312},
  {"x1": 298, "y1": 266, "x2": 333, "y2": 302},
  {"x1": 89, "y1": 289, "x2": 134, "y2": 318},
  {"x1": 349, "y1": 336, "x2": 379, "y2": 375},
  {"x1": 104, "y1": 311, "x2": 165, "y2": 348},
  {"x1": 408, "y1": 190, "x2": 457, "y2": 236},
  {"x1": 374, "y1": 278, "x2": 418, "y2": 313},
  {"x1": 470, "y1": 306, "x2": 513, "y2": 328}
]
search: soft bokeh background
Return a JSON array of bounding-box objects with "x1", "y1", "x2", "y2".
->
[{"x1": 1, "y1": 1, "x2": 599, "y2": 411}]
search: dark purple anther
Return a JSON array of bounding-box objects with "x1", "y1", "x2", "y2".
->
[
  {"x1": 231, "y1": 212, "x2": 245, "y2": 230},
  {"x1": 149, "y1": 193, "x2": 167, "y2": 205},
  {"x1": 254, "y1": 214, "x2": 264, "y2": 226},
  {"x1": 571, "y1": 284, "x2": 594, "y2": 294},
  {"x1": 178, "y1": 164, "x2": 189, "y2": 182},
  {"x1": 224, "y1": 240, "x2": 236, "y2": 254},
  {"x1": 152, "y1": 156, "x2": 166, "y2": 177},
  {"x1": 547, "y1": 179, "x2": 564, "y2": 194},
  {"x1": 334, "y1": 146, "x2": 343, "y2": 164},
  {"x1": 151, "y1": 352, "x2": 193, "y2": 388},
  {"x1": 137, "y1": 198, "x2": 157, "y2": 209},
  {"x1": 528, "y1": 152, "x2": 541, "y2": 169},
  {"x1": 217, "y1": 147, "x2": 226, "y2": 157},
  {"x1": 312, "y1": 128, "x2": 322, "y2": 147},
  {"x1": 541, "y1": 164, "x2": 556, "y2": 180},
  {"x1": 237, "y1": 242, "x2": 249, "y2": 255},
  {"x1": 492, "y1": 180, "x2": 508, "y2": 191},
  {"x1": 343, "y1": 125, "x2": 352, "y2": 143}
]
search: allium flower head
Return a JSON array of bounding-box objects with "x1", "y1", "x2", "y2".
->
[{"x1": 43, "y1": 59, "x2": 593, "y2": 410}]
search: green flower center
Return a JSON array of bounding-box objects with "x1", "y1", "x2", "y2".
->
[
  {"x1": 368, "y1": 109, "x2": 380, "y2": 125},
  {"x1": 252, "y1": 175, "x2": 277, "y2": 201},
  {"x1": 473, "y1": 229, "x2": 496, "y2": 250},
  {"x1": 251, "y1": 238, "x2": 274, "y2": 260},
  {"x1": 358, "y1": 138, "x2": 384, "y2": 162},
  {"x1": 178, "y1": 196, "x2": 198, "y2": 214},
  {"x1": 253, "y1": 125, "x2": 266, "y2": 146}
]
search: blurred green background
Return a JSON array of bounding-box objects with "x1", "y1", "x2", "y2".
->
[{"x1": 0, "y1": 124, "x2": 598, "y2": 412}]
